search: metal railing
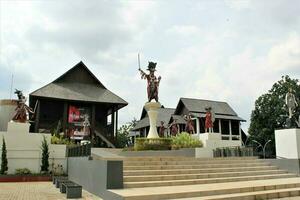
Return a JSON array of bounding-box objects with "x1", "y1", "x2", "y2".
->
[
  {"x1": 213, "y1": 147, "x2": 254, "y2": 157},
  {"x1": 66, "y1": 143, "x2": 91, "y2": 157}
]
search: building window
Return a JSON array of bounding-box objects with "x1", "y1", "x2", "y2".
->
[
  {"x1": 231, "y1": 121, "x2": 239, "y2": 135},
  {"x1": 221, "y1": 120, "x2": 229, "y2": 135},
  {"x1": 213, "y1": 119, "x2": 219, "y2": 133}
]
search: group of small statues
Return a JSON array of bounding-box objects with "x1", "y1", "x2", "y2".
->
[{"x1": 157, "y1": 108, "x2": 216, "y2": 137}]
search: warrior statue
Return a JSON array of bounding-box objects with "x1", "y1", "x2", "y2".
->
[
  {"x1": 159, "y1": 121, "x2": 166, "y2": 137},
  {"x1": 12, "y1": 89, "x2": 34, "y2": 123},
  {"x1": 139, "y1": 62, "x2": 161, "y2": 102},
  {"x1": 285, "y1": 88, "x2": 298, "y2": 119},
  {"x1": 205, "y1": 106, "x2": 215, "y2": 133},
  {"x1": 184, "y1": 114, "x2": 195, "y2": 134}
]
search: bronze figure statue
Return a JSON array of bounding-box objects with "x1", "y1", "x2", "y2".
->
[
  {"x1": 12, "y1": 89, "x2": 34, "y2": 123},
  {"x1": 285, "y1": 88, "x2": 298, "y2": 119},
  {"x1": 184, "y1": 114, "x2": 195, "y2": 134},
  {"x1": 139, "y1": 62, "x2": 161, "y2": 102},
  {"x1": 159, "y1": 121, "x2": 166, "y2": 137}
]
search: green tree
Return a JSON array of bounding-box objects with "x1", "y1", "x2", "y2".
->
[
  {"x1": 1, "y1": 137, "x2": 8, "y2": 174},
  {"x1": 249, "y1": 75, "x2": 300, "y2": 156},
  {"x1": 41, "y1": 136, "x2": 49, "y2": 172},
  {"x1": 116, "y1": 118, "x2": 137, "y2": 148}
]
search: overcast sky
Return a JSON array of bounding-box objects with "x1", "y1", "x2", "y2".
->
[{"x1": 0, "y1": 0, "x2": 299, "y2": 132}]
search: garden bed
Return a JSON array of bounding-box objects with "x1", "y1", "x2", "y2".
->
[{"x1": 0, "y1": 174, "x2": 51, "y2": 182}]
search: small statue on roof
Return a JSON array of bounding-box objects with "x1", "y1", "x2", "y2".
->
[
  {"x1": 12, "y1": 89, "x2": 34, "y2": 123},
  {"x1": 139, "y1": 62, "x2": 161, "y2": 102}
]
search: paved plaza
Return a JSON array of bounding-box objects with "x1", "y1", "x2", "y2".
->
[{"x1": 0, "y1": 182, "x2": 102, "y2": 200}]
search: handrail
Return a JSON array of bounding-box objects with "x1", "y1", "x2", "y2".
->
[{"x1": 94, "y1": 130, "x2": 116, "y2": 148}]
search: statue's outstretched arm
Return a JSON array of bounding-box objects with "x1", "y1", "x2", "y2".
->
[{"x1": 139, "y1": 69, "x2": 147, "y2": 79}]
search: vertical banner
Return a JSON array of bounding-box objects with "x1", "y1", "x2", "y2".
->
[{"x1": 68, "y1": 105, "x2": 91, "y2": 139}]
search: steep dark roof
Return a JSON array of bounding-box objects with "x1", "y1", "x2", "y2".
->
[
  {"x1": 132, "y1": 107, "x2": 175, "y2": 130},
  {"x1": 30, "y1": 61, "x2": 128, "y2": 107},
  {"x1": 175, "y1": 98, "x2": 238, "y2": 116}
]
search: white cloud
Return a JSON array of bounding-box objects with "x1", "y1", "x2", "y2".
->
[{"x1": 268, "y1": 33, "x2": 300, "y2": 72}]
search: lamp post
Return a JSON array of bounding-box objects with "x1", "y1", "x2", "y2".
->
[{"x1": 252, "y1": 139, "x2": 272, "y2": 159}]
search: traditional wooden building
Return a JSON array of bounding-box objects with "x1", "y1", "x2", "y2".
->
[
  {"x1": 29, "y1": 61, "x2": 127, "y2": 147},
  {"x1": 132, "y1": 107, "x2": 175, "y2": 137},
  {"x1": 172, "y1": 98, "x2": 246, "y2": 141},
  {"x1": 133, "y1": 98, "x2": 246, "y2": 142}
]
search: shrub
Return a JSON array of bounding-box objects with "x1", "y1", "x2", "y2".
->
[
  {"x1": 15, "y1": 168, "x2": 31, "y2": 175},
  {"x1": 115, "y1": 133, "x2": 129, "y2": 148},
  {"x1": 1, "y1": 137, "x2": 8, "y2": 174},
  {"x1": 134, "y1": 138, "x2": 172, "y2": 151},
  {"x1": 41, "y1": 136, "x2": 49, "y2": 172},
  {"x1": 171, "y1": 132, "x2": 203, "y2": 150},
  {"x1": 51, "y1": 135, "x2": 75, "y2": 145}
]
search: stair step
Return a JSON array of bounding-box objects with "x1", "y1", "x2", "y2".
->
[
  {"x1": 110, "y1": 177, "x2": 300, "y2": 200},
  {"x1": 122, "y1": 157, "x2": 258, "y2": 161},
  {"x1": 124, "y1": 166, "x2": 278, "y2": 176},
  {"x1": 124, "y1": 173, "x2": 296, "y2": 188},
  {"x1": 123, "y1": 162, "x2": 269, "y2": 170},
  {"x1": 123, "y1": 160, "x2": 263, "y2": 166},
  {"x1": 170, "y1": 187, "x2": 300, "y2": 200},
  {"x1": 124, "y1": 170, "x2": 286, "y2": 182}
]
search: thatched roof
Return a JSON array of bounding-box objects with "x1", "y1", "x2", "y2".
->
[
  {"x1": 30, "y1": 61, "x2": 127, "y2": 108},
  {"x1": 175, "y1": 98, "x2": 238, "y2": 116}
]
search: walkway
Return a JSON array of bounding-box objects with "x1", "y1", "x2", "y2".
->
[{"x1": 0, "y1": 182, "x2": 102, "y2": 200}]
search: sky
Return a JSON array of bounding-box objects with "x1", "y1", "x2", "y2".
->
[{"x1": 0, "y1": 0, "x2": 299, "y2": 132}]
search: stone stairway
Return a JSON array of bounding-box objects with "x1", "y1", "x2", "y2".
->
[{"x1": 109, "y1": 156, "x2": 300, "y2": 200}]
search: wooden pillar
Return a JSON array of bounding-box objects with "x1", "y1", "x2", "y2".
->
[
  {"x1": 115, "y1": 109, "x2": 118, "y2": 138},
  {"x1": 112, "y1": 107, "x2": 115, "y2": 138},
  {"x1": 62, "y1": 102, "x2": 68, "y2": 133},
  {"x1": 239, "y1": 121, "x2": 242, "y2": 142},
  {"x1": 229, "y1": 120, "x2": 232, "y2": 140},
  {"x1": 34, "y1": 99, "x2": 40, "y2": 133}
]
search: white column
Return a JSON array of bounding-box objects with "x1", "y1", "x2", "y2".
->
[
  {"x1": 218, "y1": 119, "x2": 221, "y2": 134},
  {"x1": 229, "y1": 120, "x2": 232, "y2": 140},
  {"x1": 195, "y1": 118, "x2": 200, "y2": 135},
  {"x1": 144, "y1": 102, "x2": 161, "y2": 138}
]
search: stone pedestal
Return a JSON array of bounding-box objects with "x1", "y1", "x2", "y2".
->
[
  {"x1": 275, "y1": 128, "x2": 300, "y2": 159},
  {"x1": 144, "y1": 102, "x2": 161, "y2": 138},
  {"x1": 7, "y1": 121, "x2": 30, "y2": 134}
]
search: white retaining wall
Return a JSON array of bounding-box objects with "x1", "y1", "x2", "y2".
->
[{"x1": 0, "y1": 122, "x2": 67, "y2": 174}]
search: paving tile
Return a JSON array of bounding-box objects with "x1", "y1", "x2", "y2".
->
[{"x1": 0, "y1": 182, "x2": 102, "y2": 200}]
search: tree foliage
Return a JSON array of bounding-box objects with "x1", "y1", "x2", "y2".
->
[
  {"x1": 249, "y1": 75, "x2": 300, "y2": 155},
  {"x1": 41, "y1": 136, "x2": 49, "y2": 172},
  {"x1": 116, "y1": 118, "x2": 137, "y2": 148},
  {"x1": 1, "y1": 137, "x2": 8, "y2": 174}
]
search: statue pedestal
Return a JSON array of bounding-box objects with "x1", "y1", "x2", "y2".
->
[
  {"x1": 275, "y1": 128, "x2": 300, "y2": 159},
  {"x1": 144, "y1": 102, "x2": 161, "y2": 138},
  {"x1": 7, "y1": 121, "x2": 30, "y2": 134}
]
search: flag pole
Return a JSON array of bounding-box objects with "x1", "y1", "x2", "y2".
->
[{"x1": 138, "y1": 53, "x2": 141, "y2": 70}]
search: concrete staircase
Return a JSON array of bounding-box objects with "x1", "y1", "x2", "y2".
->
[{"x1": 109, "y1": 157, "x2": 300, "y2": 200}]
